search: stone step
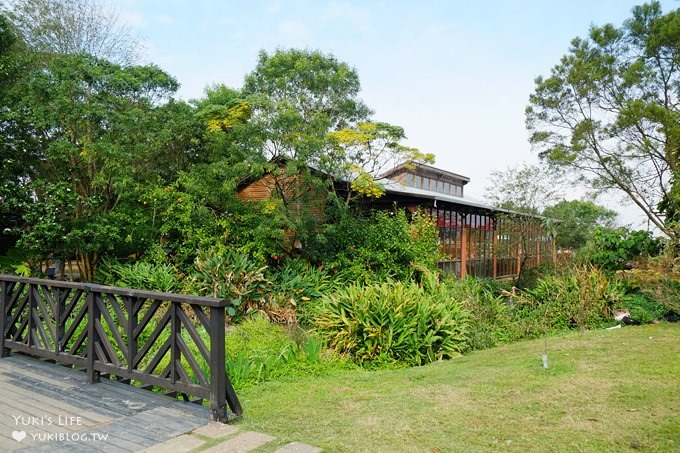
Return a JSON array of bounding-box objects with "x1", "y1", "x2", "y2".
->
[
  {"x1": 139, "y1": 422, "x2": 321, "y2": 453},
  {"x1": 202, "y1": 431, "x2": 275, "y2": 452}
]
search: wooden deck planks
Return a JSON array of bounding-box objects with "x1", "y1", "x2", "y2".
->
[{"x1": 0, "y1": 354, "x2": 211, "y2": 452}]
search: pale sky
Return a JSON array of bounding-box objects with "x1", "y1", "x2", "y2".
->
[{"x1": 106, "y1": 0, "x2": 678, "y2": 229}]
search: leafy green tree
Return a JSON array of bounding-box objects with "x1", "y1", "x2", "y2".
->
[
  {"x1": 324, "y1": 122, "x2": 434, "y2": 208},
  {"x1": 526, "y1": 1, "x2": 680, "y2": 253},
  {"x1": 0, "y1": 12, "x2": 36, "y2": 254},
  {"x1": 581, "y1": 226, "x2": 662, "y2": 270},
  {"x1": 14, "y1": 53, "x2": 178, "y2": 280},
  {"x1": 242, "y1": 48, "x2": 370, "y2": 165},
  {"x1": 543, "y1": 199, "x2": 617, "y2": 250},
  {"x1": 242, "y1": 49, "x2": 370, "y2": 200}
]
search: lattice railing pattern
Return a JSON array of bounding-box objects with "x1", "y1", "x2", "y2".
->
[{"x1": 0, "y1": 276, "x2": 242, "y2": 422}]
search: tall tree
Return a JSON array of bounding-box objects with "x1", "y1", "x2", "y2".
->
[
  {"x1": 526, "y1": 1, "x2": 680, "y2": 252},
  {"x1": 0, "y1": 12, "x2": 36, "y2": 254},
  {"x1": 485, "y1": 163, "x2": 562, "y2": 284},
  {"x1": 542, "y1": 199, "x2": 618, "y2": 250},
  {"x1": 484, "y1": 163, "x2": 563, "y2": 215},
  {"x1": 243, "y1": 48, "x2": 370, "y2": 164},
  {"x1": 240, "y1": 48, "x2": 374, "y2": 248},
  {"x1": 324, "y1": 121, "x2": 434, "y2": 207},
  {"x1": 15, "y1": 53, "x2": 178, "y2": 280},
  {"x1": 4, "y1": 0, "x2": 141, "y2": 64}
]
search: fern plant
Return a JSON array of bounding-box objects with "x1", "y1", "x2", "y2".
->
[{"x1": 313, "y1": 281, "x2": 469, "y2": 367}]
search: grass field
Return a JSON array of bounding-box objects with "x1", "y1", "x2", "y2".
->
[{"x1": 234, "y1": 323, "x2": 680, "y2": 452}]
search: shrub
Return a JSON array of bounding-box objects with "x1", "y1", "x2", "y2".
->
[
  {"x1": 312, "y1": 281, "x2": 469, "y2": 367},
  {"x1": 518, "y1": 263, "x2": 625, "y2": 333},
  {"x1": 97, "y1": 258, "x2": 182, "y2": 293},
  {"x1": 620, "y1": 292, "x2": 667, "y2": 324},
  {"x1": 187, "y1": 249, "x2": 270, "y2": 319},
  {"x1": 267, "y1": 258, "x2": 333, "y2": 325},
  {"x1": 443, "y1": 276, "x2": 519, "y2": 350},
  {"x1": 224, "y1": 316, "x2": 349, "y2": 389},
  {"x1": 580, "y1": 226, "x2": 662, "y2": 271},
  {"x1": 308, "y1": 208, "x2": 441, "y2": 284},
  {"x1": 618, "y1": 255, "x2": 680, "y2": 312}
]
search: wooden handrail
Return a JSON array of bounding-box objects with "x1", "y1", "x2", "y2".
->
[{"x1": 0, "y1": 275, "x2": 242, "y2": 422}]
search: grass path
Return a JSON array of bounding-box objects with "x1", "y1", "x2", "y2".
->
[{"x1": 235, "y1": 323, "x2": 680, "y2": 452}]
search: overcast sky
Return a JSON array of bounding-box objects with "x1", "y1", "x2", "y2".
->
[{"x1": 105, "y1": 0, "x2": 678, "y2": 229}]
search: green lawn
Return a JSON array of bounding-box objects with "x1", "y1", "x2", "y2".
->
[{"x1": 235, "y1": 323, "x2": 680, "y2": 452}]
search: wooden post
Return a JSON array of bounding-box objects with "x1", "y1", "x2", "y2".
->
[
  {"x1": 492, "y1": 227, "x2": 498, "y2": 279},
  {"x1": 86, "y1": 289, "x2": 101, "y2": 384},
  {"x1": 170, "y1": 302, "x2": 181, "y2": 384},
  {"x1": 209, "y1": 305, "x2": 227, "y2": 421},
  {"x1": 56, "y1": 287, "x2": 65, "y2": 355},
  {"x1": 460, "y1": 228, "x2": 468, "y2": 279},
  {"x1": 126, "y1": 297, "x2": 138, "y2": 374},
  {"x1": 1, "y1": 281, "x2": 8, "y2": 357},
  {"x1": 210, "y1": 303, "x2": 242, "y2": 422}
]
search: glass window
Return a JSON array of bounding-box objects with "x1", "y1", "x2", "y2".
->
[{"x1": 406, "y1": 173, "x2": 413, "y2": 185}]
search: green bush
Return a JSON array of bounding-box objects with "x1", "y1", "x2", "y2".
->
[
  {"x1": 443, "y1": 276, "x2": 519, "y2": 350},
  {"x1": 187, "y1": 249, "x2": 270, "y2": 319},
  {"x1": 308, "y1": 208, "x2": 441, "y2": 284},
  {"x1": 312, "y1": 281, "x2": 470, "y2": 367},
  {"x1": 518, "y1": 264, "x2": 625, "y2": 333},
  {"x1": 97, "y1": 258, "x2": 182, "y2": 293},
  {"x1": 620, "y1": 292, "x2": 667, "y2": 324},
  {"x1": 267, "y1": 258, "x2": 333, "y2": 325},
  {"x1": 618, "y1": 255, "x2": 680, "y2": 312},
  {"x1": 580, "y1": 227, "x2": 662, "y2": 270},
  {"x1": 224, "y1": 316, "x2": 349, "y2": 389}
]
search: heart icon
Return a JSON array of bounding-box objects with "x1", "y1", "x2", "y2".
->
[{"x1": 12, "y1": 430, "x2": 26, "y2": 442}]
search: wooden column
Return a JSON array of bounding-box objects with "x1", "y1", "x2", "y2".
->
[
  {"x1": 461, "y1": 228, "x2": 468, "y2": 279},
  {"x1": 492, "y1": 229, "x2": 498, "y2": 279}
]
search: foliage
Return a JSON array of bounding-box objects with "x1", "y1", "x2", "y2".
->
[
  {"x1": 323, "y1": 122, "x2": 434, "y2": 206},
  {"x1": 618, "y1": 255, "x2": 680, "y2": 312},
  {"x1": 224, "y1": 316, "x2": 349, "y2": 390},
  {"x1": 0, "y1": 247, "x2": 32, "y2": 276},
  {"x1": 580, "y1": 226, "x2": 662, "y2": 271},
  {"x1": 266, "y1": 258, "x2": 333, "y2": 325},
  {"x1": 309, "y1": 208, "x2": 441, "y2": 283},
  {"x1": 221, "y1": 200, "x2": 289, "y2": 264},
  {"x1": 484, "y1": 162, "x2": 563, "y2": 215},
  {"x1": 10, "y1": 52, "x2": 179, "y2": 280},
  {"x1": 443, "y1": 276, "x2": 519, "y2": 350},
  {"x1": 242, "y1": 48, "x2": 370, "y2": 162},
  {"x1": 312, "y1": 281, "x2": 470, "y2": 367},
  {"x1": 526, "y1": 1, "x2": 680, "y2": 249},
  {"x1": 187, "y1": 249, "x2": 270, "y2": 319},
  {"x1": 620, "y1": 292, "x2": 668, "y2": 325},
  {"x1": 0, "y1": 12, "x2": 37, "y2": 255},
  {"x1": 97, "y1": 258, "x2": 182, "y2": 293},
  {"x1": 518, "y1": 263, "x2": 625, "y2": 333},
  {"x1": 542, "y1": 199, "x2": 617, "y2": 250}
]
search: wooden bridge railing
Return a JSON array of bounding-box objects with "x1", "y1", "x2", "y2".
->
[{"x1": 0, "y1": 275, "x2": 242, "y2": 422}]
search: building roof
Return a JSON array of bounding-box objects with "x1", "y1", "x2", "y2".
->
[
  {"x1": 380, "y1": 161, "x2": 471, "y2": 184},
  {"x1": 380, "y1": 177, "x2": 555, "y2": 221}
]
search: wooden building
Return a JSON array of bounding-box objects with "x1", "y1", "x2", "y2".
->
[{"x1": 237, "y1": 162, "x2": 555, "y2": 280}]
